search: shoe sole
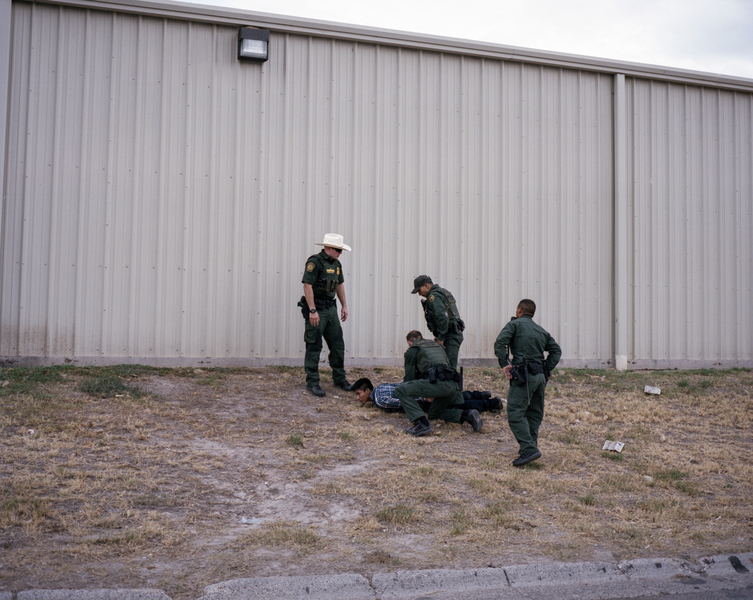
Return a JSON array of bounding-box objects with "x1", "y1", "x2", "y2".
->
[
  {"x1": 306, "y1": 388, "x2": 326, "y2": 397},
  {"x1": 411, "y1": 429, "x2": 433, "y2": 437},
  {"x1": 403, "y1": 427, "x2": 433, "y2": 436}
]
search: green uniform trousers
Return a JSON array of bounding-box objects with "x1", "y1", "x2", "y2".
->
[
  {"x1": 304, "y1": 305, "x2": 346, "y2": 386},
  {"x1": 506, "y1": 372, "x2": 546, "y2": 455},
  {"x1": 442, "y1": 333, "x2": 463, "y2": 371},
  {"x1": 395, "y1": 379, "x2": 464, "y2": 424}
]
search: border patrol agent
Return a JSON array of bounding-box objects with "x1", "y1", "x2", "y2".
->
[
  {"x1": 411, "y1": 276, "x2": 465, "y2": 370},
  {"x1": 396, "y1": 330, "x2": 482, "y2": 437},
  {"x1": 299, "y1": 233, "x2": 352, "y2": 397},
  {"x1": 494, "y1": 299, "x2": 561, "y2": 466}
]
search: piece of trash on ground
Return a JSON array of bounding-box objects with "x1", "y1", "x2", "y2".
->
[
  {"x1": 240, "y1": 516, "x2": 264, "y2": 525},
  {"x1": 602, "y1": 440, "x2": 624, "y2": 452},
  {"x1": 644, "y1": 385, "x2": 661, "y2": 395}
]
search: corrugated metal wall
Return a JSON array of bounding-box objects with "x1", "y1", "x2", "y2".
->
[
  {"x1": 623, "y1": 80, "x2": 753, "y2": 367},
  {"x1": 1, "y1": 0, "x2": 751, "y2": 368}
]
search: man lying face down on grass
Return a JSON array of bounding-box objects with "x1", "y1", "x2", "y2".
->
[{"x1": 352, "y1": 378, "x2": 503, "y2": 414}]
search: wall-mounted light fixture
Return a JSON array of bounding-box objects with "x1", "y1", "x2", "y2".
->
[{"x1": 238, "y1": 27, "x2": 270, "y2": 62}]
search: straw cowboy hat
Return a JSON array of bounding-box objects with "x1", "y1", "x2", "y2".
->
[{"x1": 315, "y1": 233, "x2": 351, "y2": 252}]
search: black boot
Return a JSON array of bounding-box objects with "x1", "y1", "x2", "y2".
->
[
  {"x1": 488, "y1": 397, "x2": 503, "y2": 412},
  {"x1": 512, "y1": 450, "x2": 542, "y2": 466},
  {"x1": 306, "y1": 384, "x2": 326, "y2": 397},
  {"x1": 460, "y1": 409, "x2": 483, "y2": 432},
  {"x1": 403, "y1": 416, "x2": 433, "y2": 437}
]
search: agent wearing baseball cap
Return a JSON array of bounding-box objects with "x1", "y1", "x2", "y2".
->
[
  {"x1": 300, "y1": 233, "x2": 352, "y2": 397},
  {"x1": 411, "y1": 275, "x2": 465, "y2": 370}
]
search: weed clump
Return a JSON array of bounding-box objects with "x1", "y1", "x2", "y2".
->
[
  {"x1": 79, "y1": 376, "x2": 143, "y2": 399},
  {"x1": 377, "y1": 504, "x2": 414, "y2": 525},
  {"x1": 286, "y1": 433, "x2": 304, "y2": 447}
]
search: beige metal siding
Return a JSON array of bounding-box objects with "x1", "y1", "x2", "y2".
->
[
  {"x1": 2, "y1": 0, "x2": 751, "y2": 368},
  {"x1": 624, "y1": 79, "x2": 753, "y2": 367},
  {"x1": 1, "y1": 2, "x2": 615, "y2": 365}
]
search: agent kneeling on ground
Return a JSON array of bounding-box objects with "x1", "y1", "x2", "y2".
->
[
  {"x1": 394, "y1": 330, "x2": 483, "y2": 437},
  {"x1": 494, "y1": 299, "x2": 561, "y2": 467},
  {"x1": 351, "y1": 378, "x2": 503, "y2": 414}
]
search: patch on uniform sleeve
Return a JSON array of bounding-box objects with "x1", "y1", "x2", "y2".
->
[
  {"x1": 306, "y1": 262, "x2": 315, "y2": 272},
  {"x1": 428, "y1": 294, "x2": 435, "y2": 302}
]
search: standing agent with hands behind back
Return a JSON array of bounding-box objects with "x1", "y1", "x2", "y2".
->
[
  {"x1": 411, "y1": 276, "x2": 465, "y2": 370},
  {"x1": 494, "y1": 299, "x2": 561, "y2": 467},
  {"x1": 299, "y1": 233, "x2": 353, "y2": 397}
]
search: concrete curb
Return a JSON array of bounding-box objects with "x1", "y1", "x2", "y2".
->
[
  {"x1": 6, "y1": 553, "x2": 752, "y2": 600},
  {"x1": 201, "y1": 575, "x2": 374, "y2": 600},
  {"x1": 195, "y1": 553, "x2": 753, "y2": 600},
  {"x1": 17, "y1": 591, "x2": 172, "y2": 600}
]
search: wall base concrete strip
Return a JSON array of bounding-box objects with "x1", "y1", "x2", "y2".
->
[
  {"x1": 200, "y1": 574, "x2": 374, "y2": 600},
  {"x1": 18, "y1": 591, "x2": 171, "y2": 600}
]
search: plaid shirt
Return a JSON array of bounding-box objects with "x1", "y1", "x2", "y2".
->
[{"x1": 371, "y1": 383, "x2": 426, "y2": 413}]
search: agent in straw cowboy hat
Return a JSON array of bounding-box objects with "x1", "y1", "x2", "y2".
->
[{"x1": 299, "y1": 233, "x2": 352, "y2": 397}]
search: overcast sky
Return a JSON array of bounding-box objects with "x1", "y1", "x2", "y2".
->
[{"x1": 185, "y1": 0, "x2": 753, "y2": 79}]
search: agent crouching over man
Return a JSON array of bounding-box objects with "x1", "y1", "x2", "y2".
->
[
  {"x1": 395, "y1": 330, "x2": 483, "y2": 437},
  {"x1": 494, "y1": 299, "x2": 561, "y2": 467}
]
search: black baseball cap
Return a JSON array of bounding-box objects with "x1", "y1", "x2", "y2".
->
[{"x1": 411, "y1": 275, "x2": 433, "y2": 294}]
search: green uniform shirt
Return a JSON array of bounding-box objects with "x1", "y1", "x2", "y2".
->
[
  {"x1": 302, "y1": 250, "x2": 344, "y2": 298},
  {"x1": 422, "y1": 285, "x2": 462, "y2": 342},
  {"x1": 494, "y1": 315, "x2": 562, "y2": 371}
]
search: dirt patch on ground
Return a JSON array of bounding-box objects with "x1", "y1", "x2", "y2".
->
[{"x1": 1, "y1": 365, "x2": 752, "y2": 598}]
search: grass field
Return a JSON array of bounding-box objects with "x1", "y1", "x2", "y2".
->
[{"x1": 1, "y1": 364, "x2": 751, "y2": 598}]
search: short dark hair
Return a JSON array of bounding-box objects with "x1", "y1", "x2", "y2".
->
[
  {"x1": 352, "y1": 378, "x2": 373, "y2": 393},
  {"x1": 406, "y1": 330, "x2": 423, "y2": 343},
  {"x1": 518, "y1": 299, "x2": 536, "y2": 316}
]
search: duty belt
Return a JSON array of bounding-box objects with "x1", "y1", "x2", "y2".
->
[
  {"x1": 423, "y1": 365, "x2": 461, "y2": 384},
  {"x1": 314, "y1": 296, "x2": 337, "y2": 310},
  {"x1": 526, "y1": 362, "x2": 544, "y2": 375}
]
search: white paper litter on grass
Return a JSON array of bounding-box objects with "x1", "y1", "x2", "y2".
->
[
  {"x1": 602, "y1": 440, "x2": 625, "y2": 452},
  {"x1": 644, "y1": 385, "x2": 661, "y2": 395}
]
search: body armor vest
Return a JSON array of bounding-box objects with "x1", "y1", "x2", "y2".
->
[
  {"x1": 413, "y1": 338, "x2": 449, "y2": 375},
  {"x1": 440, "y1": 287, "x2": 462, "y2": 322},
  {"x1": 308, "y1": 254, "x2": 341, "y2": 297}
]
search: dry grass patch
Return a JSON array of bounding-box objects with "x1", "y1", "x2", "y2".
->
[{"x1": 1, "y1": 365, "x2": 752, "y2": 598}]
